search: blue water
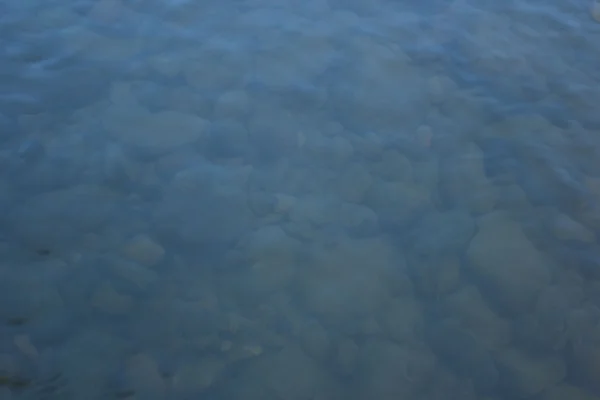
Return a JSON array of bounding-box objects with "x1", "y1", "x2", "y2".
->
[{"x1": 1, "y1": 0, "x2": 600, "y2": 399}]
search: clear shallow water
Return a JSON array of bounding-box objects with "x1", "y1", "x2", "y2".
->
[{"x1": 1, "y1": 0, "x2": 600, "y2": 399}]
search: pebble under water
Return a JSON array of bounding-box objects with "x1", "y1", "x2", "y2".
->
[{"x1": 1, "y1": 0, "x2": 600, "y2": 399}]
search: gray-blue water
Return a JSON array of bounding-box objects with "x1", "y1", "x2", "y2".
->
[{"x1": 1, "y1": 0, "x2": 600, "y2": 399}]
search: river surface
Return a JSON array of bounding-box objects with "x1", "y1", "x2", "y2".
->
[{"x1": 1, "y1": 0, "x2": 600, "y2": 399}]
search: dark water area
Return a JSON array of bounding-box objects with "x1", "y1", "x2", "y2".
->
[{"x1": 2, "y1": 0, "x2": 600, "y2": 399}]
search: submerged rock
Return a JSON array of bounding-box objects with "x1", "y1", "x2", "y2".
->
[
  {"x1": 542, "y1": 384, "x2": 600, "y2": 400},
  {"x1": 334, "y1": 163, "x2": 373, "y2": 204},
  {"x1": 206, "y1": 119, "x2": 249, "y2": 159},
  {"x1": 299, "y1": 239, "x2": 396, "y2": 327},
  {"x1": 103, "y1": 82, "x2": 208, "y2": 155},
  {"x1": 408, "y1": 255, "x2": 461, "y2": 298},
  {"x1": 172, "y1": 357, "x2": 226, "y2": 397},
  {"x1": 124, "y1": 353, "x2": 166, "y2": 400},
  {"x1": 357, "y1": 339, "x2": 436, "y2": 399},
  {"x1": 466, "y1": 211, "x2": 552, "y2": 314},
  {"x1": 478, "y1": 136, "x2": 520, "y2": 182},
  {"x1": 439, "y1": 142, "x2": 497, "y2": 214},
  {"x1": 224, "y1": 344, "x2": 328, "y2": 400},
  {"x1": 425, "y1": 319, "x2": 499, "y2": 392},
  {"x1": 8, "y1": 184, "x2": 121, "y2": 251},
  {"x1": 443, "y1": 286, "x2": 512, "y2": 350},
  {"x1": 153, "y1": 165, "x2": 252, "y2": 247},
  {"x1": 409, "y1": 209, "x2": 475, "y2": 256},
  {"x1": 122, "y1": 234, "x2": 165, "y2": 268},
  {"x1": 365, "y1": 180, "x2": 432, "y2": 231},
  {"x1": 496, "y1": 348, "x2": 566, "y2": 398}
]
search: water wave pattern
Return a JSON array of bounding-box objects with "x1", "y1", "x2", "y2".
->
[{"x1": 2, "y1": 0, "x2": 600, "y2": 399}]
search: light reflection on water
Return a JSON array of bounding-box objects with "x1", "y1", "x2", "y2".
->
[{"x1": 1, "y1": 0, "x2": 600, "y2": 399}]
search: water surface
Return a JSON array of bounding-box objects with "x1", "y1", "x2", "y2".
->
[{"x1": 1, "y1": 0, "x2": 600, "y2": 399}]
